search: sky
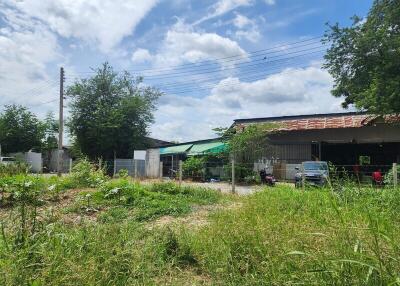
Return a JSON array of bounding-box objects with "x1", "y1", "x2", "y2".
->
[{"x1": 0, "y1": 0, "x2": 373, "y2": 142}]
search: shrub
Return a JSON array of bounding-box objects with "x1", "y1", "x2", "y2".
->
[
  {"x1": 70, "y1": 158, "x2": 107, "y2": 188},
  {"x1": 0, "y1": 162, "x2": 30, "y2": 177},
  {"x1": 182, "y1": 157, "x2": 205, "y2": 181},
  {"x1": 117, "y1": 168, "x2": 129, "y2": 179}
]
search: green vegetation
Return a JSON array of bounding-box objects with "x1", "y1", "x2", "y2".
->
[
  {"x1": 324, "y1": 0, "x2": 400, "y2": 113},
  {"x1": 67, "y1": 62, "x2": 162, "y2": 160},
  {"x1": 0, "y1": 105, "x2": 58, "y2": 154},
  {"x1": 1, "y1": 160, "x2": 400, "y2": 285},
  {"x1": 182, "y1": 156, "x2": 205, "y2": 181}
]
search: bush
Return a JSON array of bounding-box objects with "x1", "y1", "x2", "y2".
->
[
  {"x1": 0, "y1": 162, "x2": 30, "y2": 177},
  {"x1": 117, "y1": 168, "x2": 129, "y2": 179},
  {"x1": 182, "y1": 157, "x2": 205, "y2": 181},
  {"x1": 70, "y1": 158, "x2": 107, "y2": 188}
]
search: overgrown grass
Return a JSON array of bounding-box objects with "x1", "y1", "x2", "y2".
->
[
  {"x1": 1, "y1": 172, "x2": 400, "y2": 285},
  {"x1": 173, "y1": 185, "x2": 400, "y2": 285}
]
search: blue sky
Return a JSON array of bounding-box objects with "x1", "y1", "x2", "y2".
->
[{"x1": 0, "y1": 0, "x2": 373, "y2": 142}]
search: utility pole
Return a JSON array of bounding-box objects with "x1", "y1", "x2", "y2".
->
[{"x1": 57, "y1": 67, "x2": 65, "y2": 177}]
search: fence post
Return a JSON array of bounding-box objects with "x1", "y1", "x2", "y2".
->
[
  {"x1": 393, "y1": 163, "x2": 398, "y2": 188},
  {"x1": 301, "y1": 164, "x2": 305, "y2": 191},
  {"x1": 159, "y1": 162, "x2": 163, "y2": 180},
  {"x1": 134, "y1": 160, "x2": 138, "y2": 179},
  {"x1": 69, "y1": 158, "x2": 73, "y2": 173},
  {"x1": 231, "y1": 155, "x2": 236, "y2": 194},
  {"x1": 179, "y1": 160, "x2": 183, "y2": 187}
]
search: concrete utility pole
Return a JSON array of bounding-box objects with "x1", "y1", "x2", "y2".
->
[{"x1": 57, "y1": 67, "x2": 65, "y2": 177}]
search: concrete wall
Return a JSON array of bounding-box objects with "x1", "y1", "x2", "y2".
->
[
  {"x1": 146, "y1": 148, "x2": 160, "y2": 178},
  {"x1": 49, "y1": 149, "x2": 72, "y2": 173},
  {"x1": 10, "y1": 151, "x2": 42, "y2": 173}
]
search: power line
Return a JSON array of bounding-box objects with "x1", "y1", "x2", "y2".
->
[
  {"x1": 73, "y1": 36, "x2": 325, "y2": 75},
  {"x1": 147, "y1": 51, "x2": 324, "y2": 90},
  {"x1": 163, "y1": 65, "x2": 320, "y2": 95},
  {"x1": 66, "y1": 48, "x2": 325, "y2": 87}
]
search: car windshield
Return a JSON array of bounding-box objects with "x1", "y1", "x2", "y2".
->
[
  {"x1": 1, "y1": 158, "x2": 15, "y2": 162},
  {"x1": 303, "y1": 162, "x2": 328, "y2": 171}
]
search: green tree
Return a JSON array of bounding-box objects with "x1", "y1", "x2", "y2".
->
[
  {"x1": 67, "y1": 63, "x2": 162, "y2": 159},
  {"x1": 323, "y1": 0, "x2": 400, "y2": 114},
  {"x1": 0, "y1": 105, "x2": 45, "y2": 153},
  {"x1": 42, "y1": 112, "x2": 59, "y2": 151}
]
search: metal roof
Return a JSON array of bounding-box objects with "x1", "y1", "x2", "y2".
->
[
  {"x1": 159, "y1": 144, "x2": 193, "y2": 155},
  {"x1": 233, "y1": 112, "x2": 400, "y2": 131},
  {"x1": 187, "y1": 141, "x2": 226, "y2": 155}
]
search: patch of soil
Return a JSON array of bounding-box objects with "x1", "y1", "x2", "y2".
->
[{"x1": 149, "y1": 202, "x2": 242, "y2": 230}]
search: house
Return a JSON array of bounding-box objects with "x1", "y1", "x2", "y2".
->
[{"x1": 233, "y1": 112, "x2": 400, "y2": 180}]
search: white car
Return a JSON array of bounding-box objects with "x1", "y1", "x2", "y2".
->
[{"x1": 0, "y1": 157, "x2": 16, "y2": 165}]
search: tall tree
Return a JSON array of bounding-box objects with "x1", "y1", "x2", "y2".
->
[
  {"x1": 0, "y1": 105, "x2": 45, "y2": 153},
  {"x1": 42, "y1": 112, "x2": 59, "y2": 151},
  {"x1": 323, "y1": 0, "x2": 400, "y2": 114},
  {"x1": 67, "y1": 63, "x2": 162, "y2": 159}
]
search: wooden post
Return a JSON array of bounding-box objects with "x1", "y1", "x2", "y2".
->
[
  {"x1": 179, "y1": 160, "x2": 183, "y2": 187},
  {"x1": 301, "y1": 164, "x2": 305, "y2": 191},
  {"x1": 231, "y1": 155, "x2": 235, "y2": 194},
  {"x1": 69, "y1": 158, "x2": 73, "y2": 173},
  {"x1": 393, "y1": 163, "x2": 398, "y2": 188}
]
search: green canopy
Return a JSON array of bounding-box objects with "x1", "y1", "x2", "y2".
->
[
  {"x1": 187, "y1": 141, "x2": 226, "y2": 156},
  {"x1": 160, "y1": 144, "x2": 193, "y2": 155}
]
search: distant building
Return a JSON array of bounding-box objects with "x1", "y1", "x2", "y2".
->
[{"x1": 233, "y1": 112, "x2": 400, "y2": 166}]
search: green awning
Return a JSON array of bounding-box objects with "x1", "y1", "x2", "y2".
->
[
  {"x1": 160, "y1": 144, "x2": 193, "y2": 155},
  {"x1": 187, "y1": 141, "x2": 226, "y2": 155}
]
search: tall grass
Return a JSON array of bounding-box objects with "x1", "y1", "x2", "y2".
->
[
  {"x1": 174, "y1": 185, "x2": 400, "y2": 285},
  {"x1": 1, "y1": 168, "x2": 400, "y2": 285}
]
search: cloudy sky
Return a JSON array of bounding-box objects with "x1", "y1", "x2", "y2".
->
[{"x1": 0, "y1": 0, "x2": 373, "y2": 142}]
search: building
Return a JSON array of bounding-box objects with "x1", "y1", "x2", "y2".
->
[
  {"x1": 159, "y1": 138, "x2": 226, "y2": 177},
  {"x1": 234, "y1": 112, "x2": 400, "y2": 166}
]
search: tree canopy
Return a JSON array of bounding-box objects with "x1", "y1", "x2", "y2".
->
[
  {"x1": 323, "y1": 0, "x2": 400, "y2": 114},
  {"x1": 67, "y1": 63, "x2": 162, "y2": 159},
  {"x1": 0, "y1": 105, "x2": 46, "y2": 154}
]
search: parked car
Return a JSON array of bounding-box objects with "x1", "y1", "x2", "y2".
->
[
  {"x1": 295, "y1": 161, "x2": 329, "y2": 188},
  {"x1": 0, "y1": 157, "x2": 16, "y2": 165}
]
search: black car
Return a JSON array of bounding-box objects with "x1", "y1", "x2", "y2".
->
[{"x1": 295, "y1": 161, "x2": 329, "y2": 188}]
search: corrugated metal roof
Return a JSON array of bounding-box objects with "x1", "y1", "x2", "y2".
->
[
  {"x1": 235, "y1": 114, "x2": 399, "y2": 132},
  {"x1": 187, "y1": 141, "x2": 226, "y2": 155},
  {"x1": 160, "y1": 144, "x2": 193, "y2": 155}
]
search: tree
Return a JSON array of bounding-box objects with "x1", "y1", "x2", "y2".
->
[
  {"x1": 42, "y1": 112, "x2": 59, "y2": 151},
  {"x1": 323, "y1": 0, "x2": 400, "y2": 114},
  {"x1": 0, "y1": 105, "x2": 45, "y2": 153},
  {"x1": 67, "y1": 63, "x2": 162, "y2": 159}
]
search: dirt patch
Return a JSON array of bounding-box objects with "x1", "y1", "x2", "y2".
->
[{"x1": 149, "y1": 202, "x2": 242, "y2": 230}]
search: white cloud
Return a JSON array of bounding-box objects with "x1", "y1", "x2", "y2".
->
[
  {"x1": 194, "y1": 0, "x2": 253, "y2": 25},
  {"x1": 3, "y1": 0, "x2": 159, "y2": 52},
  {"x1": 131, "y1": 48, "x2": 152, "y2": 63},
  {"x1": 147, "y1": 21, "x2": 248, "y2": 69},
  {"x1": 151, "y1": 66, "x2": 344, "y2": 142},
  {"x1": 265, "y1": 0, "x2": 276, "y2": 5},
  {"x1": 233, "y1": 13, "x2": 252, "y2": 28},
  {"x1": 0, "y1": 6, "x2": 62, "y2": 116},
  {"x1": 232, "y1": 13, "x2": 260, "y2": 42}
]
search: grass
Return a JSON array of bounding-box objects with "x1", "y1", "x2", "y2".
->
[{"x1": 1, "y1": 170, "x2": 400, "y2": 285}]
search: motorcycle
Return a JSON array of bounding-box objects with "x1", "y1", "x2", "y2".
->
[{"x1": 259, "y1": 169, "x2": 276, "y2": 186}]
